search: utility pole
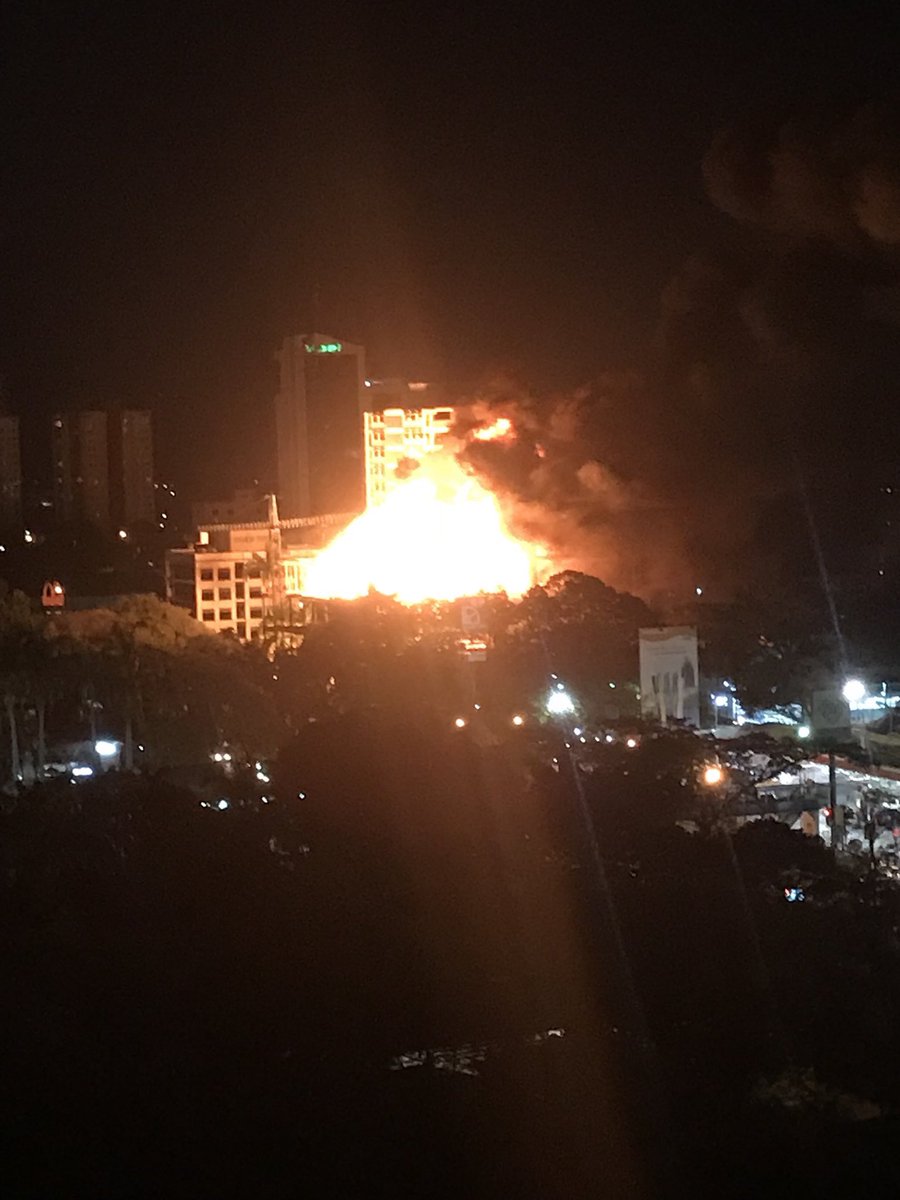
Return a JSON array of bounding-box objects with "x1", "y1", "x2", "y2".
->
[{"x1": 828, "y1": 749, "x2": 844, "y2": 851}]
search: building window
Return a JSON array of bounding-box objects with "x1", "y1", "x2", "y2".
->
[
  {"x1": 201, "y1": 589, "x2": 214, "y2": 601},
  {"x1": 235, "y1": 581, "x2": 245, "y2": 598},
  {"x1": 249, "y1": 586, "x2": 262, "y2": 599},
  {"x1": 217, "y1": 567, "x2": 231, "y2": 581},
  {"x1": 250, "y1": 606, "x2": 263, "y2": 619},
  {"x1": 218, "y1": 586, "x2": 232, "y2": 600},
  {"x1": 236, "y1": 603, "x2": 245, "y2": 619},
  {"x1": 202, "y1": 610, "x2": 215, "y2": 622},
  {"x1": 200, "y1": 568, "x2": 213, "y2": 582},
  {"x1": 219, "y1": 607, "x2": 232, "y2": 621},
  {"x1": 234, "y1": 562, "x2": 244, "y2": 579}
]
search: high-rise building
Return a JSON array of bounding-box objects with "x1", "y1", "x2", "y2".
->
[
  {"x1": 0, "y1": 414, "x2": 22, "y2": 527},
  {"x1": 119, "y1": 409, "x2": 155, "y2": 525},
  {"x1": 275, "y1": 333, "x2": 366, "y2": 518},
  {"x1": 52, "y1": 408, "x2": 154, "y2": 529},
  {"x1": 364, "y1": 403, "x2": 455, "y2": 507},
  {"x1": 53, "y1": 411, "x2": 109, "y2": 526}
]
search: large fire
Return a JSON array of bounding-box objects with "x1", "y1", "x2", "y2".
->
[{"x1": 303, "y1": 423, "x2": 545, "y2": 604}]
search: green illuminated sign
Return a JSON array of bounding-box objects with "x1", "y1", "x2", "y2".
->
[{"x1": 305, "y1": 341, "x2": 343, "y2": 354}]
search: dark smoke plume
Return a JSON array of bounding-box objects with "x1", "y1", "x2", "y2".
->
[{"x1": 456, "y1": 103, "x2": 900, "y2": 602}]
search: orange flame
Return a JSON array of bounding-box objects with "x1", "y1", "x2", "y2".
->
[
  {"x1": 472, "y1": 416, "x2": 513, "y2": 441},
  {"x1": 303, "y1": 448, "x2": 544, "y2": 604}
]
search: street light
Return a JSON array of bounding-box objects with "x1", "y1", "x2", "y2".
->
[
  {"x1": 546, "y1": 687, "x2": 575, "y2": 716},
  {"x1": 843, "y1": 679, "x2": 866, "y2": 706},
  {"x1": 702, "y1": 764, "x2": 724, "y2": 787},
  {"x1": 95, "y1": 739, "x2": 119, "y2": 758}
]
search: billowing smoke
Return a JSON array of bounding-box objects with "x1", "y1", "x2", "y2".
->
[
  {"x1": 452, "y1": 382, "x2": 696, "y2": 602},
  {"x1": 702, "y1": 103, "x2": 900, "y2": 247},
  {"x1": 453, "y1": 103, "x2": 900, "y2": 601}
]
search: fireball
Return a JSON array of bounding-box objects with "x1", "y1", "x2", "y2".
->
[{"x1": 303, "y1": 447, "x2": 542, "y2": 603}]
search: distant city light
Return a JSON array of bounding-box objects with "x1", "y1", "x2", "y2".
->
[
  {"x1": 118, "y1": 529, "x2": 128, "y2": 540},
  {"x1": 573, "y1": 727, "x2": 582, "y2": 737},
  {"x1": 714, "y1": 694, "x2": 729, "y2": 708},
  {"x1": 72, "y1": 765, "x2": 94, "y2": 778},
  {"x1": 512, "y1": 714, "x2": 525, "y2": 726},
  {"x1": 702, "y1": 764, "x2": 724, "y2": 786},
  {"x1": 608, "y1": 681, "x2": 616, "y2": 689},
  {"x1": 94, "y1": 739, "x2": 118, "y2": 758},
  {"x1": 454, "y1": 716, "x2": 467, "y2": 728},
  {"x1": 0, "y1": 545, "x2": 5, "y2": 553},
  {"x1": 546, "y1": 689, "x2": 575, "y2": 716},
  {"x1": 217, "y1": 798, "x2": 229, "y2": 810},
  {"x1": 626, "y1": 737, "x2": 638, "y2": 749},
  {"x1": 305, "y1": 341, "x2": 342, "y2": 354},
  {"x1": 605, "y1": 734, "x2": 615, "y2": 744},
  {"x1": 797, "y1": 725, "x2": 811, "y2": 739},
  {"x1": 695, "y1": 586, "x2": 703, "y2": 596},
  {"x1": 843, "y1": 679, "x2": 866, "y2": 705},
  {"x1": 24, "y1": 530, "x2": 34, "y2": 544}
]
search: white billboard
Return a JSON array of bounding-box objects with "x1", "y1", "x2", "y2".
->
[{"x1": 639, "y1": 626, "x2": 700, "y2": 726}]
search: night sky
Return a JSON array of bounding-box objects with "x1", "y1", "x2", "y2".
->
[{"x1": 3, "y1": 2, "x2": 900, "y2": 586}]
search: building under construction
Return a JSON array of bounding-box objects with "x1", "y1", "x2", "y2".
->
[{"x1": 165, "y1": 496, "x2": 351, "y2": 641}]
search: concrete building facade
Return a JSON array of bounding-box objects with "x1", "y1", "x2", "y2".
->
[
  {"x1": 275, "y1": 333, "x2": 366, "y2": 518},
  {"x1": 52, "y1": 409, "x2": 154, "y2": 529},
  {"x1": 364, "y1": 404, "x2": 455, "y2": 507},
  {"x1": 165, "y1": 509, "x2": 351, "y2": 640},
  {"x1": 0, "y1": 414, "x2": 22, "y2": 527},
  {"x1": 120, "y1": 409, "x2": 155, "y2": 525}
]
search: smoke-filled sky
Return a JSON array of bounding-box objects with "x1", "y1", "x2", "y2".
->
[{"x1": 3, "y1": 2, "x2": 900, "y2": 593}]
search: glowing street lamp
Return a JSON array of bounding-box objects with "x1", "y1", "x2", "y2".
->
[
  {"x1": 546, "y1": 685, "x2": 575, "y2": 716},
  {"x1": 842, "y1": 679, "x2": 866, "y2": 706},
  {"x1": 454, "y1": 716, "x2": 467, "y2": 729},
  {"x1": 511, "y1": 714, "x2": 525, "y2": 727},
  {"x1": 702, "y1": 764, "x2": 724, "y2": 787},
  {"x1": 95, "y1": 739, "x2": 119, "y2": 758}
]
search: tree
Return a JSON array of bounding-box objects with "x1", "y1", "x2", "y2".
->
[
  {"x1": 0, "y1": 585, "x2": 42, "y2": 785},
  {"x1": 491, "y1": 571, "x2": 656, "y2": 719}
]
